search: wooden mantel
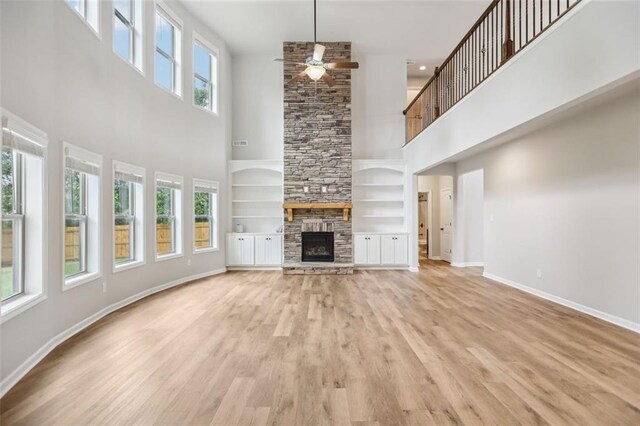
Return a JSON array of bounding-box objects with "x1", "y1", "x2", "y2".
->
[{"x1": 283, "y1": 203, "x2": 353, "y2": 222}]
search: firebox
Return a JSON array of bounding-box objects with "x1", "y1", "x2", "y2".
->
[{"x1": 301, "y1": 232, "x2": 334, "y2": 262}]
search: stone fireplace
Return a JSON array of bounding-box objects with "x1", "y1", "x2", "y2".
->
[{"x1": 282, "y1": 41, "x2": 353, "y2": 274}]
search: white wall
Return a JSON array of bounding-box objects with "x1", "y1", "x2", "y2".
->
[
  {"x1": 453, "y1": 169, "x2": 484, "y2": 266},
  {"x1": 231, "y1": 51, "x2": 407, "y2": 161},
  {"x1": 1, "y1": 0, "x2": 232, "y2": 389},
  {"x1": 455, "y1": 88, "x2": 639, "y2": 328},
  {"x1": 231, "y1": 54, "x2": 283, "y2": 160},
  {"x1": 403, "y1": 0, "x2": 640, "y2": 175}
]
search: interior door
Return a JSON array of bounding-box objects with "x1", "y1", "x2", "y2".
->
[
  {"x1": 418, "y1": 199, "x2": 428, "y2": 244},
  {"x1": 440, "y1": 189, "x2": 452, "y2": 262}
]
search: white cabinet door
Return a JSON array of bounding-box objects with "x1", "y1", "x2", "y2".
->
[
  {"x1": 394, "y1": 234, "x2": 408, "y2": 265},
  {"x1": 366, "y1": 235, "x2": 381, "y2": 265},
  {"x1": 380, "y1": 235, "x2": 395, "y2": 265},
  {"x1": 269, "y1": 235, "x2": 282, "y2": 265},
  {"x1": 227, "y1": 236, "x2": 243, "y2": 265},
  {"x1": 354, "y1": 235, "x2": 368, "y2": 265},
  {"x1": 241, "y1": 236, "x2": 255, "y2": 265},
  {"x1": 254, "y1": 236, "x2": 269, "y2": 265}
]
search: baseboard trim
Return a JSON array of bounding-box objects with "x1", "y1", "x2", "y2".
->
[
  {"x1": 408, "y1": 266, "x2": 420, "y2": 273},
  {"x1": 0, "y1": 267, "x2": 227, "y2": 398},
  {"x1": 429, "y1": 256, "x2": 441, "y2": 260},
  {"x1": 483, "y1": 272, "x2": 640, "y2": 334},
  {"x1": 452, "y1": 262, "x2": 485, "y2": 268},
  {"x1": 227, "y1": 266, "x2": 282, "y2": 271},
  {"x1": 354, "y1": 266, "x2": 410, "y2": 271}
]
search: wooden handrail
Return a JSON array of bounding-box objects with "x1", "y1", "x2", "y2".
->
[{"x1": 403, "y1": 0, "x2": 581, "y2": 142}]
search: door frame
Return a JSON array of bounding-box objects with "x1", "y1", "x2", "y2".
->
[{"x1": 417, "y1": 190, "x2": 432, "y2": 260}]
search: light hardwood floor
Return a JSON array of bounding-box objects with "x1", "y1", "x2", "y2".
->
[{"x1": 2, "y1": 261, "x2": 639, "y2": 425}]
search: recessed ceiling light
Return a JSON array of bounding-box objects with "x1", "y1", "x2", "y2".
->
[{"x1": 419, "y1": 65, "x2": 427, "y2": 71}]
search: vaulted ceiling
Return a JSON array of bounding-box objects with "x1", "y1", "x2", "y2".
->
[{"x1": 182, "y1": 0, "x2": 490, "y2": 76}]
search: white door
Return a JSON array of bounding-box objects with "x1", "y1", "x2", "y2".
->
[
  {"x1": 269, "y1": 236, "x2": 282, "y2": 265},
  {"x1": 254, "y1": 236, "x2": 269, "y2": 265},
  {"x1": 440, "y1": 189, "x2": 452, "y2": 262},
  {"x1": 380, "y1": 235, "x2": 395, "y2": 264},
  {"x1": 367, "y1": 235, "x2": 381, "y2": 265},
  {"x1": 394, "y1": 234, "x2": 408, "y2": 265},
  {"x1": 354, "y1": 235, "x2": 368, "y2": 265},
  {"x1": 241, "y1": 236, "x2": 255, "y2": 265},
  {"x1": 227, "y1": 236, "x2": 243, "y2": 265}
]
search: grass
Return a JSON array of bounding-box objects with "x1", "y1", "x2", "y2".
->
[{"x1": 1, "y1": 261, "x2": 81, "y2": 300}]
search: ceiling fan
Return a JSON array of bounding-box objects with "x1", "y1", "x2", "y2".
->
[{"x1": 274, "y1": 0, "x2": 359, "y2": 87}]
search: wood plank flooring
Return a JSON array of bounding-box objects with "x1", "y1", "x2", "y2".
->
[{"x1": 1, "y1": 261, "x2": 639, "y2": 425}]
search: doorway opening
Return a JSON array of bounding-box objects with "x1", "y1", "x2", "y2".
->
[{"x1": 417, "y1": 175, "x2": 453, "y2": 267}]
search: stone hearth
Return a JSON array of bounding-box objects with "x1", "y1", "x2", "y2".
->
[{"x1": 282, "y1": 41, "x2": 353, "y2": 274}]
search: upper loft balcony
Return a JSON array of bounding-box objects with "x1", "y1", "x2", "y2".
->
[{"x1": 402, "y1": 0, "x2": 640, "y2": 174}]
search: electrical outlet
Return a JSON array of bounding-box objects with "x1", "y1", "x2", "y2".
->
[
  {"x1": 536, "y1": 268, "x2": 542, "y2": 279},
  {"x1": 187, "y1": 259, "x2": 192, "y2": 267},
  {"x1": 102, "y1": 282, "x2": 107, "y2": 293}
]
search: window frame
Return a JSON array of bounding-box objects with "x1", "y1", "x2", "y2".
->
[
  {"x1": 2, "y1": 148, "x2": 26, "y2": 302},
  {"x1": 193, "y1": 178, "x2": 218, "y2": 254},
  {"x1": 64, "y1": 0, "x2": 100, "y2": 37},
  {"x1": 1, "y1": 110, "x2": 48, "y2": 323},
  {"x1": 154, "y1": 172, "x2": 183, "y2": 261},
  {"x1": 112, "y1": 0, "x2": 144, "y2": 72},
  {"x1": 154, "y1": 2, "x2": 183, "y2": 97},
  {"x1": 192, "y1": 33, "x2": 219, "y2": 114},
  {"x1": 62, "y1": 142, "x2": 102, "y2": 291},
  {"x1": 112, "y1": 161, "x2": 146, "y2": 273},
  {"x1": 64, "y1": 169, "x2": 88, "y2": 279}
]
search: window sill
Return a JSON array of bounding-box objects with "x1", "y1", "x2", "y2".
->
[
  {"x1": 1, "y1": 293, "x2": 47, "y2": 324},
  {"x1": 194, "y1": 247, "x2": 219, "y2": 254},
  {"x1": 155, "y1": 252, "x2": 184, "y2": 263},
  {"x1": 63, "y1": 272, "x2": 102, "y2": 292},
  {"x1": 193, "y1": 103, "x2": 219, "y2": 117},
  {"x1": 113, "y1": 259, "x2": 146, "y2": 273},
  {"x1": 113, "y1": 51, "x2": 145, "y2": 77},
  {"x1": 155, "y1": 82, "x2": 183, "y2": 100}
]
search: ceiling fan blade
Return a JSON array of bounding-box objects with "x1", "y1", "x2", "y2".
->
[
  {"x1": 287, "y1": 70, "x2": 308, "y2": 85},
  {"x1": 325, "y1": 62, "x2": 360, "y2": 69},
  {"x1": 313, "y1": 44, "x2": 326, "y2": 62},
  {"x1": 321, "y1": 73, "x2": 336, "y2": 87},
  {"x1": 274, "y1": 58, "x2": 307, "y2": 65}
]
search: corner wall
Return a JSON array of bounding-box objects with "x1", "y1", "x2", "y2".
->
[
  {"x1": 456, "y1": 88, "x2": 640, "y2": 329},
  {"x1": 1, "y1": 0, "x2": 232, "y2": 390}
]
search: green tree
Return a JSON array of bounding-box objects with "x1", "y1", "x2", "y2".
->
[{"x1": 194, "y1": 87, "x2": 209, "y2": 108}]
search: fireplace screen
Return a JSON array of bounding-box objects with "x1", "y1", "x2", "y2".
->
[{"x1": 301, "y1": 232, "x2": 334, "y2": 262}]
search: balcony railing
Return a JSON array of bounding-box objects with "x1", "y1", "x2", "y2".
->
[{"x1": 403, "y1": 0, "x2": 581, "y2": 144}]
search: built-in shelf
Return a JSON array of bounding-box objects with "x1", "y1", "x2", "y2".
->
[
  {"x1": 230, "y1": 161, "x2": 284, "y2": 233},
  {"x1": 232, "y1": 215, "x2": 283, "y2": 219},
  {"x1": 232, "y1": 200, "x2": 282, "y2": 203},
  {"x1": 232, "y1": 183, "x2": 282, "y2": 187},
  {"x1": 353, "y1": 160, "x2": 407, "y2": 234},
  {"x1": 355, "y1": 199, "x2": 404, "y2": 203},
  {"x1": 354, "y1": 183, "x2": 404, "y2": 187}
]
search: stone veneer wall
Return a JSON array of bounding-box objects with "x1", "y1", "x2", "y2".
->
[{"x1": 283, "y1": 42, "x2": 352, "y2": 267}]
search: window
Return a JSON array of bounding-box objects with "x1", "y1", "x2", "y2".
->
[
  {"x1": 155, "y1": 172, "x2": 183, "y2": 260},
  {"x1": 193, "y1": 35, "x2": 218, "y2": 113},
  {"x1": 65, "y1": 0, "x2": 100, "y2": 34},
  {"x1": 1, "y1": 111, "x2": 47, "y2": 320},
  {"x1": 113, "y1": 161, "x2": 145, "y2": 271},
  {"x1": 193, "y1": 179, "x2": 218, "y2": 252},
  {"x1": 113, "y1": 0, "x2": 143, "y2": 71},
  {"x1": 155, "y1": 4, "x2": 182, "y2": 96},
  {"x1": 2, "y1": 149, "x2": 24, "y2": 301},
  {"x1": 63, "y1": 143, "x2": 102, "y2": 290}
]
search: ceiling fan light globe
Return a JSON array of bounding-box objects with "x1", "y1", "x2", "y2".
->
[{"x1": 306, "y1": 65, "x2": 326, "y2": 81}]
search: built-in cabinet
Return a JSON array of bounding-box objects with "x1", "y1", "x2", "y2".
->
[
  {"x1": 255, "y1": 235, "x2": 282, "y2": 266},
  {"x1": 354, "y1": 233, "x2": 408, "y2": 266},
  {"x1": 227, "y1": 234, "x2": 282, "y2": 267}
]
